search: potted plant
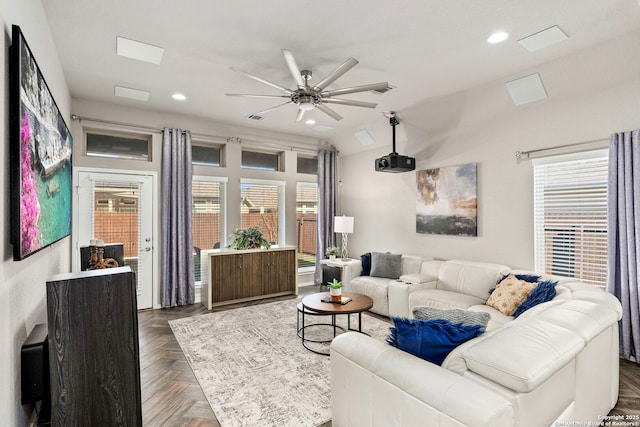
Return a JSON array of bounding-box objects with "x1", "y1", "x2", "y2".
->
[
  {"x1": 230, "y1": 226, "x2": 271, "y2": 250},
  {"x1": 328, "y1": 278, "x2": 343, "y2": 302},
  {"x1": 326, "y1": 246, "x2": 340, "y2": 260}
]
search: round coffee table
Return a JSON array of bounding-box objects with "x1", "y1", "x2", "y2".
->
[{"x1": 299, "y1": 292, "x2": 374, "y2": 355}]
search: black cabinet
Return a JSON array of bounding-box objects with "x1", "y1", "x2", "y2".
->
[
  {"x1": 321, "y1": 264, "x2": 343, "y2": 288},
  {"x1": 46, "y1": 267, "x2": 142, "y2": 426}
]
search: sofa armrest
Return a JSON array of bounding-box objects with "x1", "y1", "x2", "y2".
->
[
  {"x1": 341, "y1": 259, "x2": 362, "y2": 291},
  {"x1": 388, "y1": 279, "x2": 437, "y2": 318},
  {"x1": 331, "y1": 333, "x2": 514, "y2": 427}
]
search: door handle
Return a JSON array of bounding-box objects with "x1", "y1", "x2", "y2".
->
[{"x1": 145, "y1": 247, "x2": 151, "y2": 252}]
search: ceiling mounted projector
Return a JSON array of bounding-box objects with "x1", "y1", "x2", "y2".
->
[{"x1": 375, "y1": 113, "x2": 416, "y2": 173}]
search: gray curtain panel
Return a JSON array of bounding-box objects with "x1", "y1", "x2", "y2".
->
[
  {"x1": 161, "y1": 128, "x2": 195, "y2": 307},
  {"x1": 606, "y1": 129, "x2": 640, "y2": 362},
  {"x1": 315, "y1": 147, "x2": 338, "y2": 284}
]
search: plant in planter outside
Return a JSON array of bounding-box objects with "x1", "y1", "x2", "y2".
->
[
  {"x1": 328, "y1": 278, "x2": 343, "y2": 302},
  {"x1": 231, "y1": 226, "x2": 271, "y2": 250},
  {"x1": 325, "y1": 246, "x2": 339, "y2": 259}
]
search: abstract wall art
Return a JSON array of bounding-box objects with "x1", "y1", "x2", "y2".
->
[
  {"x1": 416, "y1": 163, "x2": 477, "y2": 236},
  {"x1": 10, "y1": 25, "x2": 73, "y2": 260}
]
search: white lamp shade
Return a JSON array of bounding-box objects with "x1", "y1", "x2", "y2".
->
[{"x1": 334, "y1": 216, "x2": 354, "y2": 234}]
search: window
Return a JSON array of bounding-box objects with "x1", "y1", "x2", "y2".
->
[
  {"x1": 85, "y1": 129, "x2": 151, "y2": 161},
  {"x1": 297, "y1": 155, "x2": 318, "y2": 174},
  {"x1": 533, "y1": 150, "x2": 608, "y2": 286},
  {"x1": 240, "y1": 179, "x2": 285, "y2": 245},
  {"x1": 192, "y1": 177, "x2": 227, "y2": 282},
  {"x1": 296, "y1": 183, "x2": 318, "y2": 270},
  {"x1": 241, "y1": 150, "x2": 281, "y2": 171},
  {"x1": 192, "y1": 143, "x2": 223, "y2": 167}
]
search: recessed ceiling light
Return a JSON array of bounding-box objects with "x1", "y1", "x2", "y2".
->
[
  {"x1": 114, "y1": 85, "x2": 149, "y2": 102},
  {"x1": 305, "y1": 119, "x2": 316, "y2": 125},
  {"x1": 172, "y1": 93, "x2": 186, "y2": 101},
  {"x1": 487, "y1": 31, "x2": 509, "y2": 44},
  {"x1": 116, "y1": 36, "x2": 164, "y2": 64}
]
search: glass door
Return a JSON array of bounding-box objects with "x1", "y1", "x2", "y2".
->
[{"x1": 75, "y1": 170, "x2": 155, "y2": 309}]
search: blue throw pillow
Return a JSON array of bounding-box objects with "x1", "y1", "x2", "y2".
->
[
  {"x1": 386, "y1": 317, "x2": 485, "y2": 365},
  {"x1": 360, "y1": 252, "x2": 371, "y2": 276},
  {"x1": 513, "y1": 279, "x2": 558, "y2": 317}
]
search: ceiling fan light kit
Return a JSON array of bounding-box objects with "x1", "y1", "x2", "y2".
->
[{"x1": 227, "y1": 49, "x2": 389, "y2": 122}]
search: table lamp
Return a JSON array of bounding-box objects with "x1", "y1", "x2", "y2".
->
[{"x1": 334, "y1": 216, "x2": 354, "y2": 260}]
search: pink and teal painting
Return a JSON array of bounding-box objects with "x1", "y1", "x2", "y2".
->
[
  {"x1": 416, "y1": 163, "x2": 477, "y2": 236},
  {"x1": 11, "y1": 25, "x2": 72, "y2": 260}
]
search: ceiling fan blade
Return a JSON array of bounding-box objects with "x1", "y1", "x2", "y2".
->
[
  {"x1": 226, "y1": 93, "x2": 290, "y2": 99},
  {"x1": 282, "y1": 49, "x2": 305, "y2": 88},
  {"x1": 313, "y1": 57, "x2": 359, "y2": 91},
  {"x1": 322, "y1": 98, "x2": 377, "y2": 108},
  {"x1": 253, "y1": 101, "x2": 293, "y2": 117},
  {"x1": 321, "y1": 82, "x2": 389, "y2": 97},
  {"x1": 230, "y1": 66, "x2": 293, "y2": 94},
  {"x1": 316, "y1": 104, "x2": 343, "y2": 121},
  {"x1": 295, "y1": 108, "x2": 305, "y2": 122}
]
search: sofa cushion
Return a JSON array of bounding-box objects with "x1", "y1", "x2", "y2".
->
[
  {"x1": 387, "y1": 317, "x2": 486, "y2": 365},
  {"x1": 468, "y1": 304, "x2": 513, "y2": 330},
  {"x1": 401, "y1": 255, "x2": 423, "y2": 276},
  {"x1": 437, "y1": 260, "x2": 510, "y2": 301},
  {"x1": 360, "y1": 252, "x2": 372, "y2": 276},
  {"x1": 349, "y1": 276, "x2": 390, "y2": 316},
  {"x1": 370, "y1": 252, "x2": 402, "y2": 279},
  {"x1": 461, "y1": 319, "x2": 585, "y2": 392},
  {"x1": 409, "y1": 289, "x2": 486, "y2": 311},
  {"x1": 412, "y1": 306, "x2": 490, "y2": 328},
  {"x1": 513, "y1": 279, "x2": 558, "y2": 317},
  {"x1": 486, "y1": 274, "x2": 538, "y2": 316}
]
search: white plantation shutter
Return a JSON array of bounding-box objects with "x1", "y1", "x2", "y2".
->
[{"x1": 533, "y1": 150, "x2": 609, "y2": 286}]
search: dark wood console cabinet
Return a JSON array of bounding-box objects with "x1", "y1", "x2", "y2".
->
[
  {"x1": 201, "y1": 247, "x2": 298, "y2": 309},
  {"x1": 46, "y1": 267, "x2": 142, "y2": 426}
]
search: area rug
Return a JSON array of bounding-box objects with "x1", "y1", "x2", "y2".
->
[{"x1": 169, "y1": 298, "x2": 391, "y2": 427}]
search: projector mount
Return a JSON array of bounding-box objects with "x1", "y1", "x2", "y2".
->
[{"x1": 387, "y1": 111, "x2": 399, "y2": 154}]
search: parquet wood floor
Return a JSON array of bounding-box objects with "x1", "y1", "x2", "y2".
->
[{"x1": 138, "y1": 286, "x2": 639, "y2": 426}]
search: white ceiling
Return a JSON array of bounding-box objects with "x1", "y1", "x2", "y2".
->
[{"x1": 42, "y1": 0, "x2": 640, "y2": 154}]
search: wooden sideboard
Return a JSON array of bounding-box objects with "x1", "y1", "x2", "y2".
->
[{"x1": 200, "y1": 246, "x2": 298, "y2": 309}]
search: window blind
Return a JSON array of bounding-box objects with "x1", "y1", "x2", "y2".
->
[
  {"x1": 533, "y1": 152, "x2": 608, "y2": 286},
  {"x1": 192, "y1": 178, "x2": 226, "y2": 282}
]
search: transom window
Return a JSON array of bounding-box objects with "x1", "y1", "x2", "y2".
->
[
  {"x1": 241, "y1": 150, "x2": 282, "y2": 171},
  {"x1": 85, "y1": 129, "x2": 151, "y2": 161}
]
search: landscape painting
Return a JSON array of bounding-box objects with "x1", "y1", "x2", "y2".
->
[
  {"x1": 10, "y1": 25, "x2": 73, "y2": 260},
  {"x1": 416, "y1": 163, "x2": 477, "y2": 236}
]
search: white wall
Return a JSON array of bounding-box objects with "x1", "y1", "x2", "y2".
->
[
  {"x1": 340, "y1": 30, "x2": 640, "y2": 269},
  {"x1": 0, "y1": 1, "x2": 72, "y2": 424}
]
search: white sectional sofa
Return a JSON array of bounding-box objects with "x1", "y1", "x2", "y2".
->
[
  {"x1": 341, "y1": 254, "x2": 429, "y2": 317},
  {"x1": 331, "y1": 258, "x2": 623, "y2": 427}
]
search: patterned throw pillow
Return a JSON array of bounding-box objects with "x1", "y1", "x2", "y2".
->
[
  {"x1": 412, "y1": 306, "x2": 490, "y2": 328},
  {"x1": 486, "y1": 274, "x2": 538, "y2": 316}
]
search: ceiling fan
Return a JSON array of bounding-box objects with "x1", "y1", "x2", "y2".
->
[{"x1": 226, "y1": 49, "x2": 389, "y2": 122}]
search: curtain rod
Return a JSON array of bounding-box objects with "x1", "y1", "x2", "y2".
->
[
  {"x1": 71, "y1": 114, "x2": 319, "y2": 153},
  {"x1": 515, "y1": 137, "x2": 610, "y2": 159}
]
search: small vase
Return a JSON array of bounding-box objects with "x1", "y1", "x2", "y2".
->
[
  {"x1": 330, "y1": 287, "x2": 342, "y2": 302},
  {"x1": 328, "y1": 255, "x2": 336, "y2": 260}
]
